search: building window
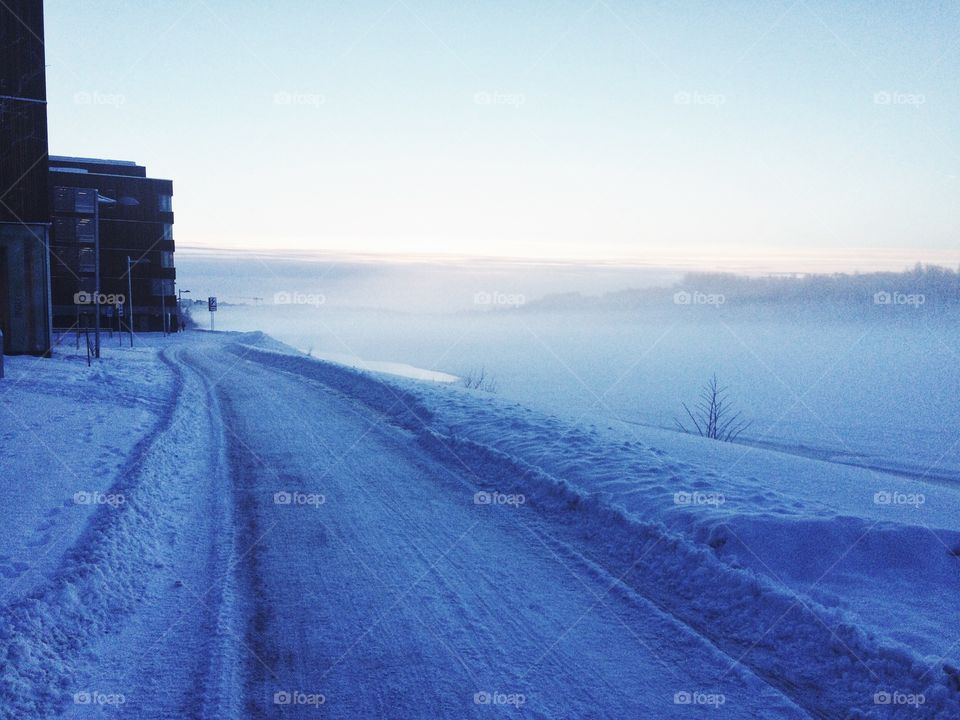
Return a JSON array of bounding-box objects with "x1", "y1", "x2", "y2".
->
[
  {"x1": 158, "y1": 194, "x2": 173, "y2": 212},
  {"x1": 151, "y1": 279, "x2": 175, "y2": 296},
  {"x1": 53, "y1": 187, "x2": 97, "y2": 214},
  {"x1": 53, "y1": 217, "x2": 75, "y2": 241},
  {"x1": 74, "y1": 188, "x2": 97, "y2": 214},
  {"x1": 160, "y1": 251, "x2": 174, "y2": 269},
  {"x1": 162, "y1": 224, "x2": 173, "y2": 241},
  {"x1": 76, "y1": 218, "x2": 95, "y2": 244},
  {"x1": 78, "y1": 247, "x2": 95, "y2": 273}
]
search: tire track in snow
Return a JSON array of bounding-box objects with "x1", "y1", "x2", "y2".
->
[
  {"x1": 0, "y1": 342, "x2": 239, "y2": 719},
  {"x1": 0, "y1": 349, "x2": 187, "y2": 717},
  {"x1": 172, "y1": 344, "x2": 247, "y2": 720}
]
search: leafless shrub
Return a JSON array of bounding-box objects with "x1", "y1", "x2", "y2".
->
[
  {"x1": 675, "y1": 374, "x2": 750, "y2": 442},
  {"x1": 462, "y1": 367, "x2": 497, "y2": 393}
]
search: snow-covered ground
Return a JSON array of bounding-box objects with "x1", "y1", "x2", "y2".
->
[
  {"x1": 209, "y1": 303, "x2": 960, "y2": 482},
  {"x1": 0, "y1": 341, "x2": 172, "y2": 606},
  {"x1": 2, "y1": 330, "x2": 958, "y2": 718},
  {"x1": 0, "y1": 334, "x2": 242, "y2": 719}
]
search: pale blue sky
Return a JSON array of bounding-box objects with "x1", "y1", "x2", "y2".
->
[{"x1": 43, "y1": 0, "x2": 960, "y2": 269}]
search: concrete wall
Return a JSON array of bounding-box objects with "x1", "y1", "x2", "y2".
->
[{"x1": 0, "y1": 222, "x2": 52, "y2": 355}]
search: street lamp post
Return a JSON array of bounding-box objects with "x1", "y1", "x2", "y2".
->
[
  {"x1": 93, "y1": 199, "x2": 101, "y2": 359},
  {"x1": 178, "y1": 289, "x2": 190, "y2": 331},
  {"x1": 126, "y1": 256, "x2": 134, "y2": 347},
  {"x1": 126, "y1": 256, "x2": 151, "y2": 347},
  {"x1": 161, "y1": 292, "x2": 166, "y2": 336}
]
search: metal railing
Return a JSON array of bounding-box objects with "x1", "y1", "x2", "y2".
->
[{"x1": 52, "y1": 325, "x2": 100, "y2": 366}]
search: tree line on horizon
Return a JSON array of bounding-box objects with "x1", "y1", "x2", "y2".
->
[{"x1": 528, "y1": 263, "x2": 960, "y2": 310}]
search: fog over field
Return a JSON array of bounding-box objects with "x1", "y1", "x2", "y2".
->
[{"x1": 180, "y1": 253, "x2": 960, "y2": 483}]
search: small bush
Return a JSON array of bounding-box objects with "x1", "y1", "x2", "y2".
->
[
  {"x1": 675, "y1": 374, "x2": 750, "y2": 442},
  {"x1": 462, "y1": 367, "x2": 497, "y2": 393}
]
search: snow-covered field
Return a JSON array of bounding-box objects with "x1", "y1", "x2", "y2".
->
[
  {"x1": 1, "y1": 329, "x2": 958, "y2": 718},
  {"x1": 209, "y1": 302, "x2": 960, "y2": 482}
]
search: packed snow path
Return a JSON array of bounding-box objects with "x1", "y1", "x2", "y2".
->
[{"x1": 178, "y1": 335, "x2": 806, "y2": 719}]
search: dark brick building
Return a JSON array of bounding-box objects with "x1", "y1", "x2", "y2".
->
[
  {"x1": 49, "y1": 158, "x2": 176, "y2": 333},
  {"x1": 0, "y1": 0, "x2": 53, "y2": 355}
]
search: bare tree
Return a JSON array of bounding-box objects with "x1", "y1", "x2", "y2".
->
[
  {"x1": 462, "y1": 367, "x2": 497, "y2": 393},
  {"x1": 675, "y1": 374, "x2": 750, "y2": 442}
]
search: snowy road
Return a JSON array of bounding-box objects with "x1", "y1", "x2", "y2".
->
[
  {"x1": 5, "y1": 332, "x2": 955, "y2": 718},
  {"x1": 176, "y1": 335, "x2": 806, "y2": 719}
]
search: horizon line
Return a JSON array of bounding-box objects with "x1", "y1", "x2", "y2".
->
[{"x1": 175, "y1": 243, "x2": 960, "y2": 275}]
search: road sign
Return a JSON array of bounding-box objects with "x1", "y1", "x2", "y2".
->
[{"x1": 208, "y1": 297, "x2": 218, "y2": 312}]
